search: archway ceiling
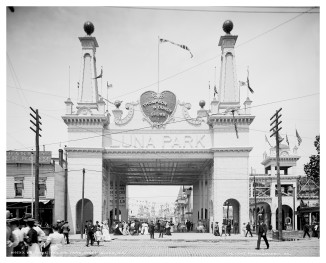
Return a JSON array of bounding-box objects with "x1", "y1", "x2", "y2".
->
[{"x1": 106, "y1": 159, "x2": 212, "y2": 185}]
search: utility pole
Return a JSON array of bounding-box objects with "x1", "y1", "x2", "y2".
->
[
  {"x1": 253, "y1": 167, "x2": 257, "y2": 232},
  {"x1": 64, "y1": 145, "x2": 68, "y2": 221},
  {"x1": 30, "y1": 107, "x2": 42, "y2": 221},
  {"x1": 81, "y1": 168, "x2": 85, "y2": 239},
  {"x1": 31, "y1": 151, "x2": 34, "y2": 218},
  {"x1": 270, "y1": 108, "x2": 283, "y2": 241},
  {"x1": 293, "y1": 186, "x2": 296, "y2": 230}
]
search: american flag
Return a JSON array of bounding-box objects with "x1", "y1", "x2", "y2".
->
[{"x1": 296, "y1": 129, "x2": 302, "y2": 146}]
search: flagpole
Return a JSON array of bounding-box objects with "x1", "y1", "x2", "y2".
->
[
  {"x1": 214, "y1": 66, "x2": 217, "y2": 98},
  {"x1": 106, "y1": 84, "x2": 109, "y2": 112},
  {"x1": 68, "y1": 66, "x2": 71, "y2": 98},
  {"x1": 247, "y1": 66, "x2": 249, "y2": 98},
  {"x1": 158, "y1": 36, "x2": 160, "y2": 93},
  {"x1": 101, "y1": 66, "x2": 103, "y2": 96},
  {"x1": 208, "y1": 81, "x2": 210, "y2": 104}
]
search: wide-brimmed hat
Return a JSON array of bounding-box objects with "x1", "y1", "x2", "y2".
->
[
  {"x1": 23, "y1": 213, "x2": 33, "y2": 219},
  {"x1": 24, "y1": 218, "x2": 36, "y2": 223},
  {"x1": 8, "y1": 217, "x2": 22, "y2": 224}
]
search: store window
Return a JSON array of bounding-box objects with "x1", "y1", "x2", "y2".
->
[
  {"x1": 39, "y1": 179, "x2": 47, "y2": 197},
  {"x1": 15, "y1": 182, "x2": 23, "y2": 197},
  {"x1": 275, "y1": 184, "x2": 293, "y2": 196}
]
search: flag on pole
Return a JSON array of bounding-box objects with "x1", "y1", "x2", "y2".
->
[
  {"x1": 231, "y1": 110, "x2": 239, "y2": 139},
  {"x1": 286, "y1": 134, "x2": 290, "y2": 146},
  {"x1": 265, "y1": 135, "x2": 272, "y2": 147},
  {"x1": 94, "y1": 68, "x2": 103, "y2": 79},
  {"x1": 107, "y1": 82, "x2": 113, "y2": 88},
  {"x1": 296, "y1": 129, "x2": 302, "y2": 146},
  {"x1": 214, "y1": 85, "x2": 218, "y2": 97},
  {"x1": 246, "y1": 68, "x2": 254, "y2": 93},
  {"x1": 159, "y1": 38, "x2": 193, "y2": 58}
]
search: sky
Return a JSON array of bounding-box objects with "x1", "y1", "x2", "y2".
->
[{"x1": 3, "y1": 1, "x2": 322, "y2": 205}]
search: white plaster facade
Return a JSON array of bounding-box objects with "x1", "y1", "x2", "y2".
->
[{"x1": 62, "y1": 21, "x2": 255, "y2": 234}]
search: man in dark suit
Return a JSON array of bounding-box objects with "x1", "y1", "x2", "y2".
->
[
  {"x1": 245, "y1": 222, "x2": 253, "y2": 237},
  {"x1": 134, "y1": 220, "x2": 140, "y2": 236},
  {"x1": 255, "y1": 221, "x2": 269, "y2": 250},
  {"x1": 148, "y1": 221, "x2": 155, "y2": 239},
  {"x1": 303, "y1": 222, "x2": 311, "y2": 238},
  {"x1": 158, "y1": 220, "x2": 165, "y2": 238},
  {"x1": 86, "y1": 220, "x2": 95, "y2": 247}
]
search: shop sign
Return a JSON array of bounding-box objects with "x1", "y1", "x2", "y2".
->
[{"x1": 7, "y1": 151, "x2": 52, "y2": 164}]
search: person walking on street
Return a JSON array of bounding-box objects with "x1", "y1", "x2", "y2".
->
[
  {"x1": 61, "y1": 221, "x2": 70, "y2": 244},
  {"x1": 242, "y1": 223, "x2": 246, "y2": 236},
  {"x1": 221, "y1": 224, "x2": 226, "y2": 237},
  {"x1": 233, "y1": 221, "x2": 239, "y2": 234},
  {"x1": 134, "y1": 220, "x2": 140, "y2": 236},
  {"x1": 94, "y1": 221, "x2": 102, "y2": 246},
  {"x1": 214, "y1": 222, "x2": 220, "y2": 236},
  {"x1": 85, "y1": 220, "x2": 95, "y2": 247},
  {"x1": 43, "y1": 224, "x2": 65, "y2": 257},
  {"x1": 303, "y1": 222, "x2": 311, "y2": 238},
  {"x1": 245, "y1": 222, "x2": 253, "y2": 237},
  {"x1": 148, "y1": 221, "x2": 155, "y2": 239},
  {"x1": 159, "y1": 220, "x2": 165, "y2": 238},
  {"x1": 226, "y1": 221, "x2": 231, "y2": 236},
  {"x1": 9, "y1": 218, "x2": 25, "y2": 257},
  {"x1": 255, "y1": 221, "x2": 269, "y2": 250}
]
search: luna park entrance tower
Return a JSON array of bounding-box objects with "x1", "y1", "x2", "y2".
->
[{"x1": 62, "y1": 20, "x2": 255, "y2": 234}]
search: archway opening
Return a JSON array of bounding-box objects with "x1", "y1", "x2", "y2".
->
[
  {"x1": 110, "y1": 209, "x2": 121, "y2": 225},
  {"x1": 249, "y1": 202, "x2": 272, "y2": 231},
  {"x1": 276, "y1": 205, "x2": 293, "y2": 230},
  {"x1": 222, "y1": 198, "x2": 240, "y2": 233},
  {"x1": 76, "y1": 199, "x2": 94, "y2": 234}
]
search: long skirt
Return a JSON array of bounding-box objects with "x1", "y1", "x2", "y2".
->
[
  {"x1": 50, "y1": 244, "x2": 63, "y2": 257},
  {"x1": 95, "y1": 231, "x2": 103, "y2": 241},
  {"x1": 102, "y1": 228, "x2": 111, "y2": 241},
  {"x1": 28, "y1": 243, "x2": 42, "y2": 257}
]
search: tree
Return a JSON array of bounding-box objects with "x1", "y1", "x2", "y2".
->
[{"x1": 304, "y1": 135, "x2": 320, "y2": 185}]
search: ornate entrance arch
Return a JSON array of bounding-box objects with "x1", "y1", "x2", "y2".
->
[{"x1": 76, "y1": 199, "x2": 93, "y2": 234}]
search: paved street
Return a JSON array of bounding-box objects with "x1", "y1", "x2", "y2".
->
[{"x1": 56, "y1": 233, "x2": 320, "y2": 257}]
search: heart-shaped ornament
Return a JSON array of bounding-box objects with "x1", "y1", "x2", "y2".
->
[{"x1": 140, "y1": 91, "x2": 177, "y2": 127}]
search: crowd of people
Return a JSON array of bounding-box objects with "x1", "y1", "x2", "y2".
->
[
  {"x1": 108, "y1": 219, "x2": 174, "y2": 238},
  {"x1": 6, "y1": 211, "x2": 70, "y2": 257}
]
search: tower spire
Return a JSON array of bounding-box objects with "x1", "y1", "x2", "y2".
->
[
  {"x1": 77, "y1": 21, "x2": 100, "y2": 106},
  {"x1": 218, "y1": 20, "x2": 240, "y2": 110}
]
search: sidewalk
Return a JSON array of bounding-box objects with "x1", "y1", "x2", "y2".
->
[{"x1": 68, "y1": 232, "x2": 308, "y2": 242}]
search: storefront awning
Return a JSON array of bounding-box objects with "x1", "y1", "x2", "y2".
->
[{"x1": 6, "y1": 198, "x2": 53, "y2": 204}]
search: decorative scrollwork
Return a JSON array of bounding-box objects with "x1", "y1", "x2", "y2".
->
[
  {"x1": 179, "y1": 101, "x2": 204, "y2": 126},
  {"x1": 114, "y1": 101, "x2": 139, "y2": 126}
]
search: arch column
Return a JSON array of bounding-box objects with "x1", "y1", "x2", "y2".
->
[{"x1": 67, "y1": 151, "x2": 103, "y2": 234}]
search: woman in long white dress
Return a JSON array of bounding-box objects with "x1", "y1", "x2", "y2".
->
[
  {"x1": 44, "y1": 224, "x2": 64, "y2": 257},
  {"x1": 102, "y1": 221, "x2": 111, "y2": 241},
  {"x1": 143, "y1": 222, "x2": 149, "y2": 235}
]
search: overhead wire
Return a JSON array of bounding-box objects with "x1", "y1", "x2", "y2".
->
[{"x1": 111, "y1": 6, "x2": 319, "y2": 14}]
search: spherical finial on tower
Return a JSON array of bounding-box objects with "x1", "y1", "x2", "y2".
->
[
  {"x1": 84, "y1": 21, "x2": 95, "y2": 36},
  {"x1": 199, "y1": 100, "x2": 206, "y2": 109},
  {"x1": 222, "y1": 20, "x2": 233, "y2": 34}
]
